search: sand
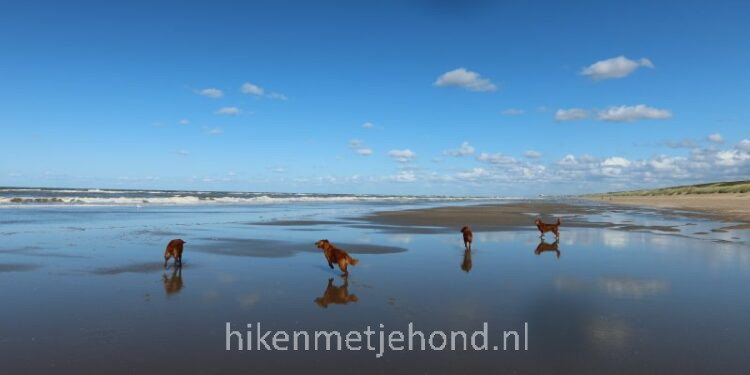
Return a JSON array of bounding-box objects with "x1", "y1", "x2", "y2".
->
[
  {"x1": 360, "y1": 201, "x2": 613, "y2": 232},
  {"x1": 584, "y1": 193, "x2": 750, "y2": 229}
]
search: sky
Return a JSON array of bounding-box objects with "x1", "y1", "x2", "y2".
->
[{"x1": 0, "y1": 0, "x2": 748, "y2": 196}]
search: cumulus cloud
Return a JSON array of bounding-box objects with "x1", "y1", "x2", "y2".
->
[
  {"x1": 434, "y1": 68, "x2": 497, "y2": 92},
  {"x1": 581, "y1": 56, "x2": 654, "y2": 80},
  {"x1": 602, "y1": 157, "x2": 632, "y2": 168},
  {"x1": 388, "y1": 149, "x2": 416, "y2": 162},
  {"x1": 392, "y1": 170, "x2": 416, "y2": 182},
  {"x1": 216, "y1": 107, "x2": 241, "y2": 115},
  {"x1": 268, "y1": 92, "x2": 288, "y2": 100},
  {"x1": 241, "y1": 82, "x2": 264, "y2": 96},
  {"x1": 241, "y1": 82, "x2": 287, "y2": 100},
  {"x1": 738, "y1": 139, "x2": 750, "y2": 151},
  {"x1": 707, "y1": 133, "x2": 724, "y2": 144},
  {"x1": 199, "y1": 88, "x2": 224, "y2": 98},
  {"x1": 524, "y1": 150, "x2": 543, "y2": 159},
  {"x1": 349, "y1": 139, "x2": 373, "y2": 156},
  {"x1": 444, "y1": 142, "x2": 475, "y2": 157},
  {"x1": 555, "y1": 108, "x2": 588, "y2": 122},
  {"x1": 502, "y1": 108, "x2": 524, "y2": 116},
  {"x1": 478, "y1": 152, "x2": 516, "y2": 164},
  {"x1": 598, "y1": 105, "x2": 671, "y2": 122},
  {"x1": 456, "y1": 168, "x2": 490, "y2": 179}
]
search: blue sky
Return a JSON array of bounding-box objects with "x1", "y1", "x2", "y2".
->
[{"x1": 1, "y1": 0, "x2": 748, "y2": 195}]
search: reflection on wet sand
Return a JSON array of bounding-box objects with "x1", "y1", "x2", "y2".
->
[
  {"x1": 162, "y1": 266, "x2": 184, "y2": 296},
  {"x1": 314, "y1": 277, "x2": 358, "y2": 308},
  {"x1": 535, "y1": 239, "x2": 560, "y2": 258},
  {"x1": 461, "y1": 249, "x2": 472, "y2": 272}
]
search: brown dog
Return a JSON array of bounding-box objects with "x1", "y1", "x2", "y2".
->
[
  {"x1": 534, "y1": 239, "x2": 560, "y2": 258},
  {"x1": 534, "y1": 217, "x2": 561, "y2": 238},
  {"x1": 315, "y1": 239, "x2": 359, "y2": 276},
  {"x1": 164, "y1": 239, "x2": 186, "y2": 267},
  {"x1": 314, "y1": 278, "x2": 358, "y2": 308},
  {"x1": 460, "y1": 226, "x2": 473, "y2": 250}
]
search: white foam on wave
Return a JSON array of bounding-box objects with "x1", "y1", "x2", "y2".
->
[{"x1": 0, "y1": 194, "x2": 514, "y2": 207}]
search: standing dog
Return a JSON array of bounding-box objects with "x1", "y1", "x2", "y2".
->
[
  {"x1": 460, "y1": 226, "x2": 473, "y2": 250},
  {"x1": 315, "y1": 239, "x2": 359, "y2": 276},
  {"x1": 164, "y1": 239, "x2": 186, "y2": 267},
  {"x1": 534, "y1": 218, "x2": 561, "y2": 239}
]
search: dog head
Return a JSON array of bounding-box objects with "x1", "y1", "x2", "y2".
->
[
  {"x1": 534, "y1": 218, "x2": 542, "y2": 225},
  {"x1": 315, "y1": 239, "x2": 330, "y2": 249},
  {"x1": 460, "y1": 226, "x2": 470, "y2": 233}
]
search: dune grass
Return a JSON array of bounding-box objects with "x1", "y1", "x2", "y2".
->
[{"x1": 589, "y1": 180, "x2": 750, "y2": 197}]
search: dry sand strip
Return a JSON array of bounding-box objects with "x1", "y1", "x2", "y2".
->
[{"x1": 583, "y1": 194, "x2": 750, "y2": 229}]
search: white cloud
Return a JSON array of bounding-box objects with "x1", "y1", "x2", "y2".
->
[
  {"x1": 524, "y1": 150, "x2": 543, "y2": 158},
  {"x1": 200, "y1": 88, "x2": 224, "y2": 98},
  {"x1": 205, "y1": 127, "x2": 223, "y2": 135},
  {"x1": 581, "y1": 56, "x2": 654, "y2": 80},
  {"x1": 388, "y1": 149, "x2": 416, "y2": 162},
  {"x1": 241, "y1": 82, "x2": 264, "y2": 96},
  {"x1": 349, "y1": 139, "x2": 373, "y2": 156},
  {"x1": 456, "y1": 168, "x2": 490, "y2": 179},
  {"x1": 268, "y1": 92, "x2": 288, "y2": 100},
  {"x1": 362, "y1": 121, "x2": 375, "y2": 129},
  {"x1": 707, "y1": 133, "x2": 724, "y2": 144},
  {"x1": 272, "y1": 167, "x2": 286, "y2": 173},
  {"x1": 178, "y1": 119, "x2": 189, "y2": 125},
  {"x1": 502, "y1": 108, "x2": 524, "y2": 116},
  {"x1": 602, "y1": 157, "x2": 632, "y2": 168},
  {"x1": 738, "y1": 139, "x2": 750, "y2": 152},
  {"x1": 392, "y1": 170, "x2": 416, "y2": 182},
  {"x1": 716, "y1": 149, "x2": 750, "y2": 167},
  {"x1": 434, "y1": 68, "x2": 497, "y2": 92},
  {"x1": 176, "y1": 149, "x2": 190, "y2": 156},
  {"x1": 216, "y1": 107, "x2": 241, "y2": 115},
  {"x1": 478, "y1": 152, "x2": 516, "y2": 164},
  {"x1": 444, "y1": 142, "x2": 475, "y2": 157},
  {"x1": 356, "y1": 148, "x2": 373, "y2": 156},
  {"x1": 598, "y1": 105, "x2": 672, "y2": 122},
  {"x1": 555, "y1": 108, "x2": 588, "y2": 122}
]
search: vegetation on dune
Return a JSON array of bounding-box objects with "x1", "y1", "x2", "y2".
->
[{"x1": 588, "y1": 180, "x2": 750, "y2": 197}]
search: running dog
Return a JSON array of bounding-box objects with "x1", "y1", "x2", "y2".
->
[
  {"x1": 164, "y1": 239, "x2": 186, "y2": 267},
  {"x1": 534, "y1": 217, "x2": 561, "y2": 239},
  {"x1": 315, "y1": 239, "x2": 359, "y2": 276},
  {"x1": 460, "y1": 226, "x2": 473, "y2": 250}
]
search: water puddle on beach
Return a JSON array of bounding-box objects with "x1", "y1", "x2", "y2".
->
[{"x1": 1, "y1": 202, "x2": 750, "y2": 374}]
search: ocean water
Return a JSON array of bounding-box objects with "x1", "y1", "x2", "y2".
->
[{"x1": 1, "y1": 196, "x2": 750, "y2": 374}]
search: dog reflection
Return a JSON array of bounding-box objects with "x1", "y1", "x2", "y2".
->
[
  {"x1": 314, "y1": 277, "x2": 358, "y2": 308},
  {"x1": 162, "y1": 266, "x2": 184, "y2": 296},
  {"x1": 461, "y1": 249, "x2": 473, "y2": 272},
  {"x1": 534, "y1": 239, "x2": 561, "y2": 258}
]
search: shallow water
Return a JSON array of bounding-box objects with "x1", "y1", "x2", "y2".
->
[{"x1": 1, "y1": 202, "x2": 750, "y2": 374}]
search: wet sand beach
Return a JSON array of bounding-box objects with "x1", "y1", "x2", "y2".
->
[{"x1": 1, "y1": 200, "x2": 750, "y2": 374}]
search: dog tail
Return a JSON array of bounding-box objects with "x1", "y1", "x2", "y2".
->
[{"x1": 347, "y1": 255, "x2": 359, "y2": 266}]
